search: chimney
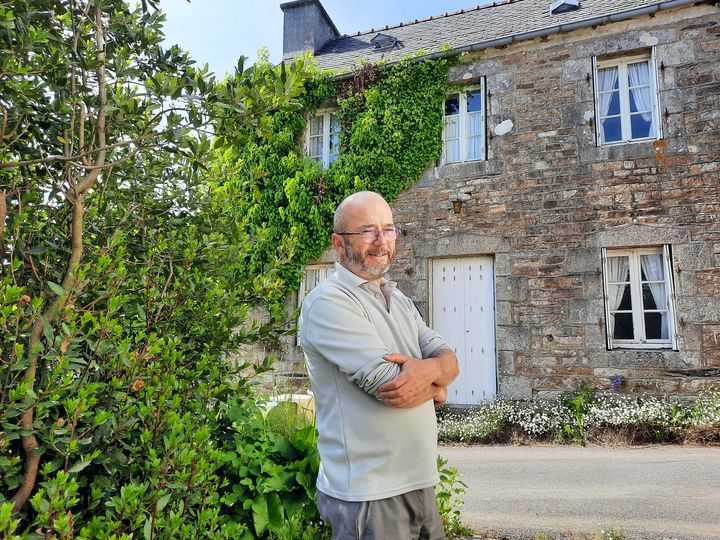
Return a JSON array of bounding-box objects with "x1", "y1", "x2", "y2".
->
[{"x1": 280, "y1": 0, "x2": 340, "y2": 59}]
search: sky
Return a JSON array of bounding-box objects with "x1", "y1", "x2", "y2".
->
[{"x1": 160, "y1": 0, "x2": 494, "y2": 78}]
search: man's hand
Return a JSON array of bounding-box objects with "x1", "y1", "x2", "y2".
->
[
  {"x1": 432, "y1": 384, "x2": 448, "y2": 407},
  {"x1": 379, "y1": 353, "x2": 442, "y2": 408}
]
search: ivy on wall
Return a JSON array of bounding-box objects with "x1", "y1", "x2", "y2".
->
[{"x1": 211, "y1": 55, "x2": 454, "y2": 303}]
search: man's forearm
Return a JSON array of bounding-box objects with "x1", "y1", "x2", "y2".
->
[
  {"x1": 428, "y1": 346, "x2": 460, "y2": 387},
  {"x1": 378, "y1": 348, "x2": 459, "y2": 408}
]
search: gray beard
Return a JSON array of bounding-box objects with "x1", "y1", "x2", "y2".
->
[{"x1": 343, "y1": 239, "x2": 392, "y2": 278}]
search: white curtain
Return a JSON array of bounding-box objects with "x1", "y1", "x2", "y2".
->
[
  {"x1": 597, "y1": 67, "x2": 618, "y2": 117},
  {"x1": 444, "y1": 116, "x2": 459, "y2": 162},
  {"x1": 628, "y1": 61, "x2": 655, "y2": 134},
  {"x1": 467, "y1": 112, "x2": 483, "y2": 160},
  {"x1": 607, "y1": 256, "x2": 629, "y2": 338},
  {"x1": 329, "y1": 113, "x2": 340, "y2": 164},
  {"x1": 597, "y1": 66, "x2": 618, "y2": 143},
  {"x1": 640, "y1": 254, "x2": 668, "y2": 339}
]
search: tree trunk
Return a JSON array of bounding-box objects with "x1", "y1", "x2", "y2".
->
[{"x1": 11, "y1": 0, "x2": 107, "y2": 513}]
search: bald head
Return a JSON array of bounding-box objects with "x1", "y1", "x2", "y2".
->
[
  {"x1": 333, "y1": 191, "x2": 391, "y2": 233},
  {"x1": 331, "y1": 191, "x2": 396, "y2": 281}
]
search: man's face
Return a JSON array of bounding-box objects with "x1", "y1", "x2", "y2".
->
[
  {"x1": 333, "y1": 195, "x2": 396, "y2": 281},
  {"x1": 340, "y1": 232, "x2": 395, "y2": 279}
]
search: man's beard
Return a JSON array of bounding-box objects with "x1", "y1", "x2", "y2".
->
[{"x1": 343, "y1": 239, "x2": 393, "y2": 278}]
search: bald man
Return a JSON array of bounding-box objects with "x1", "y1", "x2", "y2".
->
[{"x1": 299, "y1": 191, "x2": 459, "y2": 539}]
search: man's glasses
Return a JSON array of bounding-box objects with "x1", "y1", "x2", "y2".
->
[{"x1": 336, "y1": 226, "x2": 400, "y2": 244}]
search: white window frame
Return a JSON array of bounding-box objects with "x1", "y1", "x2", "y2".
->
[
  {"x1": 593, "y1": 51, "x2": 662, "y2": 146},
  {"x1": 297, "y1": 263, "x2": 335, "y2": 307},
  {"x1": 602, "y1": 245, "x2": 678, "y2": 350},
  {"x1": 305, "y1": 110, "x2": 340, "y2": 168},
  {"x1": 442, "y1": 82, "x2": 486, "y2": 164}
]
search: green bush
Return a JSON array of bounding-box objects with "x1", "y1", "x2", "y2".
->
[{"x1": 220, "y1": 400, "x2": 325, "y2": 539}]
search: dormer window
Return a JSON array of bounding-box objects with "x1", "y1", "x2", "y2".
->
[
  {"x1": 371, "y1": 32, "x2": 400, "y2": 52},
  {"x1": 550, "y1": 0, "x2": 580, "y2": 14}
]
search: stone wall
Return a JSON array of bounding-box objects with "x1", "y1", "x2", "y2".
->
[{"x1": 388, "y1": 4, "x2": 720, "y2": 398}]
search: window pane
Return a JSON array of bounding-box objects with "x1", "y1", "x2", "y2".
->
[
  {"x1": 444, "y1": 116, "x2": 459, "y2": 139},
  {"x1": 606, "y1": 90, "x2": 620, "y2": 116},
  {"x1": 612, "y1": 312, "x2": 634, "y2": 340},
  {"x1": 329, "y1": 116, "x2": 340, "y2": 164},
  {"x1": 308, "y1": 136, "x2": 322, "y2": 159},
  {"x1": 467, "y1": 112, "x2": 483, "y2": 137},
  {"x1": 631, "y1": 113, "x2": 652, "y2": 139},
  {"x1": 467, "y1": 136, "x2": 482, "y2": 161},
  {"x1": 607, "y1": 256, "x2": 630, "y2": 283},
  {"x1": 309, "y1": 116, "x2": 323, "y2": 136},
  {"x1": 644, "y1": 312, "x2": 668, "y2": 339},
  {"x1": 445, "y1": 139, "x2": 459, "y2": 163},
  {"x1": 329, "y1": 113, "x2": 339, "y2": 133},
  {"x1": 445, "y1": 95, "x2": 460, "y2": 116},
  {"x1": 601, "y1": 116, "x2": 622, "y2": 143},
  {"x1": 629, "y1": 86, "x2": 652, "y2": 114},
  {"x1": 609, "y1": 283, "x2": 632, "y2": 310},
  {"x1": 642, "y1": 283, "x2": 666, "y2": 310},
  {"x1": 467, "y1": 91, "x2": 482, "y2": 113},
  {"x1": 598, "y1": 67, "x2": 619, "y2": 90}
]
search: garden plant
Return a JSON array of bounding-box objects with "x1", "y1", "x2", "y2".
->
[
  {"x1": 437, "y1": 383, "x2": 720, "y2": 446},
  {"x1": 2, "y1": 1, "x2": 718, "y2": 539}
]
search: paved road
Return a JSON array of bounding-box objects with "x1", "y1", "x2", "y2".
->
[{"x1": 440, "y1": 444, "x2": 720, "y2": 540}]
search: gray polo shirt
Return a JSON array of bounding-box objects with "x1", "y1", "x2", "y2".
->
[{"x1": 299, "y1": 262, "x2": 449, "y2": 501}]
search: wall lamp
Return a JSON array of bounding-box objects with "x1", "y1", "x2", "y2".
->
[{"x1": 449, "y1": 192, "x2": 471, "y2": 214}]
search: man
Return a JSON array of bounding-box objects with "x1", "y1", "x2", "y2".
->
[{"x1": 299, "y1": 191, "x2": 459, "y2": 540}]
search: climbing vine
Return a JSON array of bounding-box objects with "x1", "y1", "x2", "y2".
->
[{"x1": 209, "y1": 54, "x2": 454, "y2": 303}]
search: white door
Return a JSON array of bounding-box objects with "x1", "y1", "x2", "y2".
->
[{"x1": 431, "y1": 256, "x2": 496, "y2": 404}]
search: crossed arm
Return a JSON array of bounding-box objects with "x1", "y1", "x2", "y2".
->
[{"x1": 378, "y1": 346, "x2": 459, "y2": 408}]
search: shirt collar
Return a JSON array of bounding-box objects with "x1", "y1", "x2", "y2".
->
[{"x1": 334, "y1": 261, "x2": 397, "y2": 292}]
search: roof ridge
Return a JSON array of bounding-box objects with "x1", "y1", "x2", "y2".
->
[{"x1": 337, "y1": 0, "x2": 522, "y2": 39}]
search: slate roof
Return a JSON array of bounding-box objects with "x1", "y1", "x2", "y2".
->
[{"x1": 313, "y1": 0, "x2": 703, "y2": 72}]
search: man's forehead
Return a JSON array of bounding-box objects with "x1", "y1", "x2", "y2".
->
[{"x1": 346, "y1": 208, "x2": 393, "y2": 226}]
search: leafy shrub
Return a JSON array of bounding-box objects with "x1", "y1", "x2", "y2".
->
[
  {"x1": 435, "y1": 456, "x2": 473, "y2": 539},
  {"x1": 220, "y1": 399, "x2": 326, "y2": 539}
]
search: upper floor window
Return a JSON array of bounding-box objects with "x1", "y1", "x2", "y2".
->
[
  {"x1": 443, "y1": 83, "x2": 486, "y2": 164},
  {"x1": 594, "y1": 53, "x2": 660, "y2": 145},
  {"x1": 602, "y1": 246, "x2": 677, "y2": 350},
  {"x1": 306, "y1": 111, "x2": 339, "y2": 168}
]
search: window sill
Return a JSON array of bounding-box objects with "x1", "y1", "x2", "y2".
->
[{"x1": 610, "y1": 343, "x2": 676, "y2": 351}]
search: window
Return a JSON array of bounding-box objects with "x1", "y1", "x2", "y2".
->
[
  {"x1": 594, "y1": 53, "x2": 660, "y2": 145},
  {"x1": 602, "y1": 246, "x2": 677, "y2": 350},
  {"x1": 442, "y1": 83, "x2": 486, "y2": 163},
  {"x1": 306, "y1": 111, "x2": 339, "y2": 168},
  {"x1": 298, "y1": 264, "x2": 335, "y2": 307}
]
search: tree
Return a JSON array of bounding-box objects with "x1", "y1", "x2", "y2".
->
[{"x1": 0, "y1": 0, "x2": 312, "y2": 534}]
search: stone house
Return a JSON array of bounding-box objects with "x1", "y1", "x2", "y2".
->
[{"x1": 277, "y1": 0, "x2": 720, "y2": 402}]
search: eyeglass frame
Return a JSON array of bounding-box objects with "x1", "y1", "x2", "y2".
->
[{"x1": 335, "y1": 226, "x2": 400, "y2": 244}]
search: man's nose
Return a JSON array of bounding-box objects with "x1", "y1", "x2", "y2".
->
[{"x1": 372, "y1": 229, "x2": 389, "y2": 245}]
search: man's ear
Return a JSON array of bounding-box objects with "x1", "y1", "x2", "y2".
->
[{"x1": 331, "y1": 233, "x2": 344, "y2": 254}]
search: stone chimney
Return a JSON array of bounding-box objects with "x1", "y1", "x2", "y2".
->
[{"x1": 280, "y1": 0, "x2": 340, "y2": 59}]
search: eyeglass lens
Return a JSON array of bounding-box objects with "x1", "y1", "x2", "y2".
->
[{"x1": 361, "y1": 227, "x2": 397, "y2": 243}]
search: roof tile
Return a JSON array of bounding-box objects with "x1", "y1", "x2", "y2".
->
[{"x1": 313, "y1": 0, "x2": 695, "y2": 72}]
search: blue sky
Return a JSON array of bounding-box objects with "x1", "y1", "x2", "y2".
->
[{"x1": 161, "y1": 0, "x2": 493, "y2": 78}]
